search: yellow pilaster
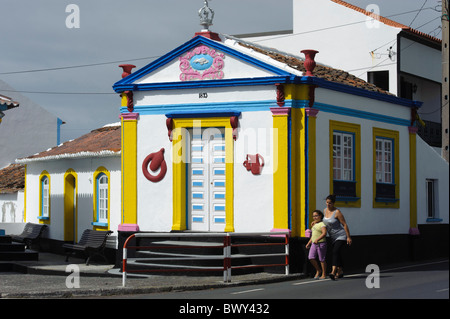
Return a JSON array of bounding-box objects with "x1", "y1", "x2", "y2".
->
[
  {"x1": 271, "y1": 107, "x2": 291, "y2": 231},
  {"x1": 171, "y1": 127, "x2": 187, "y2": 231},
  {"x1": 297, "y1": 108, "x2": 307, "y2": 237},
  {"x1": 273, "y1": 84, "x2": 316, "y2": 237},
  {"x1": 121, "y1": 97, "x2": 139, "y2": 225},
  {"x1": 305, "y1": 108, "x2": 319, "y2": 236},
  {"x1": 290, "y1": 107, "x2": 302, "y2": 237},
  {"x1": 284, "y1": 84, "x2": 309, "y2": 101}
]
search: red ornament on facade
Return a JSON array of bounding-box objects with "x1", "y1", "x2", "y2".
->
[
  {"x1": 142, "y1": 148, "x2": 167, "y2": 183},
  {"x1": 276, "y1": 83, "x2": 285, "y2": 107},
  {"x1": 301, "y1": 50, "x2": 319, "y2": 76},
  {"x1": 243, "y1": 154, "x2": 265, "y2": 175},
  {"x1": 119, "y1": 64, "x2": 136, "y2": 78}
]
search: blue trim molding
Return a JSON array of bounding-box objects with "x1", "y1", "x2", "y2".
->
[
  {"x1": 166, "y1": 110, "x2": 241, "y2": 119},
  {"x1": 113, "y1": 36, "x2": 292, "y2": 90},
  {"x1": 112, "y1": 36, "x2": 422, "y2": 110},
  {"x1": 315, "y1": 102, "x2": 411, "y2": 126},
  {"x1": 121, "y1": 99, "x2": 411, "y2": 127}
]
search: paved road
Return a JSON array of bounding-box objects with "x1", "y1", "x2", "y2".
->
[{"x1": 108, "y1": 259, "x2": 448, "y2": 300}]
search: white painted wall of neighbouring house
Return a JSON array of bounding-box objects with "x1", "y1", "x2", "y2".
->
[
  {"x1": 24, "y1": 156, "x2": 121, "y2": 243},
  {"x1": 0, "y1": 191, "x2": 24, "y2": 223}
]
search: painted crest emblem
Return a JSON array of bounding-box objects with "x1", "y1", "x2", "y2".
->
[{"x1": 179, "y1": 45, "x2": 225, "y2": 81}]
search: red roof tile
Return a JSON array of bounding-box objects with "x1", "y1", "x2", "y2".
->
[
  {"x1": 17, "y1": 124, "x2": 121, "y2": 162},
  {"x1": 331, "y1": 0, "x2": 442, "y2": 43},
  {"x1": 0, "y1": 164, "x2": 25, "y2": 193},
  {"x1": 237, "y1": 42, "x2": 394, "y2": 95}
]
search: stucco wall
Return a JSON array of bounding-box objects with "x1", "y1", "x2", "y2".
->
[{"x1": 24, "y1": 157, "x2": 121, "y2": 242}]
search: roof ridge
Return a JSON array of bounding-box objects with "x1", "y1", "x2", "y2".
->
[
  {"x1": 330, "y1": 0, "x2": 441, "y2": 43},
  {"x1": 16, "y1": 124, "x2": 121, "y2": 163}
]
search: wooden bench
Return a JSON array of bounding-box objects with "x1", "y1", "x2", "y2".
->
[
  {"x1": 11, "y1": 223, "x2": 48, "y2": 249},
  {"x1": 63, "y1": 229, "x2": 113, "y2": 265}
]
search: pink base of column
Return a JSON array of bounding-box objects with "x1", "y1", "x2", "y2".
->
[{"x1": 118, "y1": 224, "x2": 140, "y2": 232}]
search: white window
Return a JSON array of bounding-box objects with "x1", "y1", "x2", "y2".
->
[
  {"x1": 426, "y1": 179, "x2": 437, "y2": 219},
  {"x1": 375, "y1": 138, "x2": 393, "y2": 184},
  {"x1": 97, "y1": 174, "x2": 108, "y2": 223},
  {"x1": 333, "y1": 131, "x2": 354, "y2": 181},
  {"x1": 41, "y1": 177, "x2": 49, "y2": 218}
]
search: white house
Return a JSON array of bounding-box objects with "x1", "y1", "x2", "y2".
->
[
  {"x1": 239, "y1": 0, "x2": 443, "y2": 149},
  {"x1": 110, "y1": 28, "x2": 448, "y2": 267},
  {"x1": 15, "y1": 124, "x2": 121, "y2": 250},
  {"x1": 7, "y1": 3, "x2": 448, "y2": 270}
]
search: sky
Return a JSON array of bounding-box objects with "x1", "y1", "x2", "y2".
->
[{"x1": 0, "y1": 0, "x2": 443, "y2": 143}]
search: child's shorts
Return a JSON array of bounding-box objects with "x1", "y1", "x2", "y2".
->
[{"x1": 308, "y1": 242, "x2": 327, "y2": 262}]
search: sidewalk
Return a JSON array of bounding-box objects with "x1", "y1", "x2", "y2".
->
[{"x1": 0, "y1": 252, "x2": 304, "y2": 298}]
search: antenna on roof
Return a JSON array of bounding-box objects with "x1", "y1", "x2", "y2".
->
[{"x1": 199, "y1": 0, "x2": 214, "y2": 32}]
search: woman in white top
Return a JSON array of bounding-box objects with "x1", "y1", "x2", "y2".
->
[{"x1": 323, "y1": 194, "x2": 352, "y2": 280}]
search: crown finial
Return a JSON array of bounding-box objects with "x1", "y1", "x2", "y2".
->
[{"x1": 199, "y1": 0, "x2": 214, "y2": 31}]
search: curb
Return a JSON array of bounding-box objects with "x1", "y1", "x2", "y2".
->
[{"x1": 1, "y1": 273, "x2": 306, "y2": 299}]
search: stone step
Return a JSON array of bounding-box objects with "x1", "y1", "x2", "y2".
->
[
  {"x1": 0, "y1": 250, "x2": 39, "y2": 262},
  {"x1": 0, "y1": 242, "x2": 26, "y2": 252},
  {"x1": 0, "y1": 236, "x2": 12, "y2": 244}
]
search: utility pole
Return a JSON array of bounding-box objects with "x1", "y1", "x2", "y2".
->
[{"x1": 442, "y1": 0, "x2": 449, "y2": 161}]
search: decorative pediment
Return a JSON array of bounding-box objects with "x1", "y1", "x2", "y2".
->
[{"x1": 113, "y1": 36, "x2": 292, "y2": 93}]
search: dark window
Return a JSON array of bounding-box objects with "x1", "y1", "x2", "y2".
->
[
  {"x1": 333, "y1": 180, "x2": 357, "y2": 198},
  {"x1": 368, "y1": 71, "x2": 389, "y2": 91},
  {"x1": 376, "y1": 183, "x2": 396, "y2": 199},
  {"x1": 400, "y1": 76, "x2": 413, "y2": 100},
  {"x1": 426, "y1": 179, "x2": 436, "y2": 219}
]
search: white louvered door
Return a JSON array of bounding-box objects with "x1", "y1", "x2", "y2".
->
[{"x1": 188, "y1": 128, "x2": 226, "y2": 232}]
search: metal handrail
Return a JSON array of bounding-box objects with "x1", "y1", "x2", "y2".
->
[{"x1": 122, "y1": 232, "x2": 289, "y2": 287}]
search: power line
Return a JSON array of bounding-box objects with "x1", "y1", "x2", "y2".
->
[
  {"x1": 0, "y1": 55, "x2": 160, "y2": 76},
  {"x1": 0, "y1": 88, "x2": 115, "y2": 95},
  {"x1": 0, "y1": 7, "x2": 439, "y2": 77},
  {"x1": 414, "y1": 15, "x2": 442, "y2": 29},
  {"x1": 0, "y1": 6, "x2": 441, "y2": 95},
  {"x1": 409, "y1": 0, "x2": 428, "y2": 27},
  {"x1": 252, "y1": 7, "x2": 440, "y2": 44}
]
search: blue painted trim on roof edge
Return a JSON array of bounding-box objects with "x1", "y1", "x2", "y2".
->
[
  {"x1": 111, "y1": 35, "x2": 422, "y2": 109},
  {"x1": 113, "y1": 36, "x2": 292, "y2": 88},
  {"x1": 297, "y1": 77, "x2": 423, "y2": 109},
  {"x1": 113, "y1": 76, "x2": 292, "y2": 92},
  {"x1": 114, "y1": 75, "x2": 422, "y2": 109},
  {"x1": 314, "y1": 102, "x2": 411, "y2": 126}
]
